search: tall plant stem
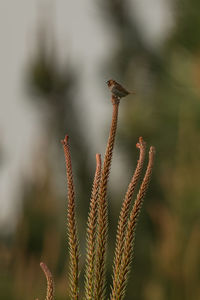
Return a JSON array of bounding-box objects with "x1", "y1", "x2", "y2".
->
[
  {"x1": 112, "y1": 146, "x2": 155, "y2": 300},
  {"x1": 111, "y1": 137, "x2": 146, "y2": 299},
  {"x1": 40, "y1": 262, "x2": 54, "y2": 300},
  {"x1": 94, "y1": 96, "x2": 120, "y2": 300},
  {"x1": 84, "y1": 154, "x2": 102, "y2": 300},
  {"x1": 61, "y1": 135, "x2": 79, "y2": 300}
]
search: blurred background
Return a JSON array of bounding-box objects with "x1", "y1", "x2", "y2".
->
[{"x1": 1, "y1": 0, "x2": 200, "y2": 299}]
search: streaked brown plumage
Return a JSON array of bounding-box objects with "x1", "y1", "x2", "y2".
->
[{"x1": 106, "y1": 79, "x2": 135, "y2": 98}]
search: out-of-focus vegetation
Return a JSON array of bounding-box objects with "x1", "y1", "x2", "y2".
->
[
  {"x1": 1, "y1": 0, "x2": 200, "y2": 299},
  {"x1": 102, "y1": 1, "x2": 200, "y2": 299}
]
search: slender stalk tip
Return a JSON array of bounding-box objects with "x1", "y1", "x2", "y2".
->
[
  {"x1": 40, "y1": 262, "x2": 52, "y2": 277},
  {"x1": 61, "y1": 135, "x2": 69, "y2": 146},
  {"x1": 96, "y1": 153, "x2": 101, "y2": 166},
  {"x1": 136, "y1": 137, "x2": 146, "y2": 149},
  {"x1": 149, "y1": 146, "x2": 156, "y2": 155},
  {"x1": 40, "y1": 261, "x2": 45, "y2": 269},
  {"x1": 40, "y1": 262, "x2": 54, "y2": 300}
]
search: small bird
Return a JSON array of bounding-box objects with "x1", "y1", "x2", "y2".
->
[{"x1": 106, "y1": 79, "x2": 135, "y2": 99}]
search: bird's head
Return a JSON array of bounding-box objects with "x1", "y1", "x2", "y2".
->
[{"x1": 106, "y1": 79, "x2": 116, "y2": 87}]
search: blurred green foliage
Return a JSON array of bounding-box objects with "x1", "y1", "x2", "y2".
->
[{"x1": 100, "y1": 0, "x2": 200, "y2": 299}]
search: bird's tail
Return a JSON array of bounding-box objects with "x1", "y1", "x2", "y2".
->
[{"x1": 129, "y1": 90, "x2": 136, "y2": 94}]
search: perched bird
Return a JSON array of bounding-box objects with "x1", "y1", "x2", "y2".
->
[{"x1": 106, "y1": 79, "x2": 135, "y2": 99}]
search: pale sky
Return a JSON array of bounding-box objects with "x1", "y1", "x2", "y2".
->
[{"x1": 0, "y1": 0, "x2": 172, "y2": 234}]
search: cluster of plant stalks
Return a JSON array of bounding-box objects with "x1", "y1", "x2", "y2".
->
[{"x1": 37, "y1": 93, "x2": 155, "y2": 300}]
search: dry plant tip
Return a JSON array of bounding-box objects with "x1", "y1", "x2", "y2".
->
[
  {"x1": 61, "y1": 135, "x2": 69, "y2": 146},
  {"x1": 40, "y1": 262, "x2": 51, "y2": 277},
  {"x1": 40, "y1": 262, "x2": 54, "y2": 300},
  {"x1": 136, "y1": 136, "x2": 146, "y2": 149},
  {"x1": 149, "y1": 146, "x2": 156, "y2": 155},
  {"x1": 96, "y1": 153, "x2": 101, "y2": 165},
  {"x1": 40, "y1": 261, "x2": 45, "y2": 268}
]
